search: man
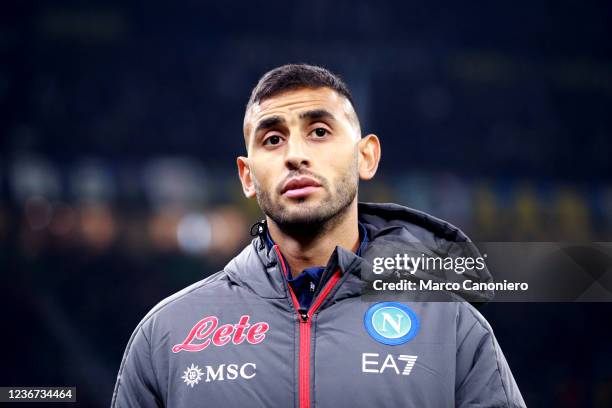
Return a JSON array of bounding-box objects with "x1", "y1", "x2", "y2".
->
[{"x1": 112, "y1": 64, "x2": 526, "y2": 407}]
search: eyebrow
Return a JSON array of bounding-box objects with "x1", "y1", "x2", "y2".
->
[
  {"x1": 299, "y1": 109, "x2": 335, "y2": 122},
  {"x1": 254, "y1": 109, "x2": 337, "y2": 136},
  {"x1": 254, "y1": 115, "x2": 285, "y2": 135}
]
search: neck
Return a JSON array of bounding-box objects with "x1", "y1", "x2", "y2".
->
[{"x1": 267, "y1": 200, "x2": 360, "y2": 276}]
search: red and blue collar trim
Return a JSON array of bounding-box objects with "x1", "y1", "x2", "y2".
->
[{"x1": 264, "y1": 222, "x2": 368, "y2": 309}]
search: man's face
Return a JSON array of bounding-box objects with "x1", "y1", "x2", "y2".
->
[{"x1": 240, "y1": 87, "x2": 361, "y2": 228}]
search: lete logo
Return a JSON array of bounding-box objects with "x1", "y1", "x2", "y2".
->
[{"x1": 172, "y1": 315, "x2": 270, "y2": 353}]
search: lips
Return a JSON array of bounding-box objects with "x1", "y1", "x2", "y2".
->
[{"x1": 281, "y1": 176, "x2": 322, "y2": 199}]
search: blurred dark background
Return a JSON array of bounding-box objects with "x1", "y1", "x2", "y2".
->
[{"x1": 1, "y1": 1, "x2": 612, "y2": 406}]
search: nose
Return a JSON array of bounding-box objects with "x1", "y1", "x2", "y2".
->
[{"x1": 284, "y1": 133, "x2": 310, "y2": 170}]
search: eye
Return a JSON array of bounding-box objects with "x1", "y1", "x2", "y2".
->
[
  {"x1": 263, "y1": 135, "x2": 282, "y2": 146},
  {"x1": 312, "y1": 128, "x2": 329, "y2": 137}
]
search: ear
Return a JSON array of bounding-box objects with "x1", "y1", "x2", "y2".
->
[
  {"x1": 237, "y1": 156, "x2": 257, "y2": 198},
  {"x1": 358, "y1": 134, "x2": 381, "y2": 180}
]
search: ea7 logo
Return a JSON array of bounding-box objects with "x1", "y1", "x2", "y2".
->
[{"x1": 361, "y1": 353, "x2": 418, "y2": 376}]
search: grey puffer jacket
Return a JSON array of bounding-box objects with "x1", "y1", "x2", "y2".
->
[{"x1": 112, "y1": 202, "x2": 526, "y2": 407}]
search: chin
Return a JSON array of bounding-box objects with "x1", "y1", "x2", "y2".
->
[{"x1": 277, "y1": 206, "x2": 329, "y2": 225}]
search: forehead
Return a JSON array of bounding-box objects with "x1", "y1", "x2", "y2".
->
[{"x1": 243, "y1": 87, "x2": 355, "y2": 135}]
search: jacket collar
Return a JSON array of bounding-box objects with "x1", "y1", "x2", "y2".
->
[
  {"x1": 223, "y1": 237, "x2": 362, "y2": 300},
  {"x1": 223, "y1": 202, "x2": 494, "y2": 304}
]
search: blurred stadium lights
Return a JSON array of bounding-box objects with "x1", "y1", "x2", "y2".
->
[
  {"x1": 143, "y1": 158, "x2": 209, "y2": 209},
  {"x1": 512, "y1": 185, "x2": 544, "y2": 240},
  {"x1": 147, "y1": 206, "x2": 248, "y2": 257},
  {"x1": 556, "y1": 188, "x2": 591, "y2": 240},
  {"x1": 24, "y1": 195, "x2": 53, "y2": 230},
  {"x1": 431, "y1": 173, "x2": 472, "y2": 228},
  {"x1": 48, "y1": 203, "x2": 77, "y2": 238},
  {"x1": 2, "y1": 154, "x2": 610, "y2": 255},
  {"x1": 71, "y1": 159, "x2": 116, "y2": 204},
  {"x1": 206, "y1": 207, "x2": 248, "y2": 256},
  {"x1": 148, "y1": 208, "x2": 182, "y2": 252},
  {"x1": 176, "y1": 213, "x2": 211, "y2": 255},
  {"x1": 10, "y1": 156, "x2": 61, "y2": 203},
  {"x1": 79, "y1": 204, "x2": 116, "y2": 251}
]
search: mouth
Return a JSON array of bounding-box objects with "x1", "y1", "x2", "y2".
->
[{"x1": 280, "y1": 176, "x2": 322, "y2": 199}]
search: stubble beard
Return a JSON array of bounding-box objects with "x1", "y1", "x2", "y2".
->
[{"x1": 253, "y1": 164, "x2": 358, "y2": 237}]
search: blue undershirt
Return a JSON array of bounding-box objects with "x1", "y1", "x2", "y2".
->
[{"x1": 265, "y1": 223, "x2": 368, "y2": 310}]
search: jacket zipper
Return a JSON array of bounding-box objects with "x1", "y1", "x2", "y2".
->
[{"x1": 273, "y1": 245, "x2": 342, "y2": 408}]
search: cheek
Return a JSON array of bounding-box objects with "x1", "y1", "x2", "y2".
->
[
  {"x1": 328, "y1": 145, "x2": 357, "y2": 171},
  {"x1": 251, "y1": 159, "x2": 279, "y2": 191},
  {"x1": 321, "y1": 147, "x2": 358, "y2": 183}
]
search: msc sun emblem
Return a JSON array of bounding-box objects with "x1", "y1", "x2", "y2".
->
[
  {"x1": 182, "y1": 363, "x2": 204, "y2": 387},
  {"x1": 364, "y1": 302, "x2": 420, "y2": 345}
]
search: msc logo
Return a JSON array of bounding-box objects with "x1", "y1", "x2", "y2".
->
[
  {"x1": 181, "y1": 362, "x2": 257, "y2": 387},
  {"x1": 364, "y1": 302, "x2": 419, "y2": 345}
]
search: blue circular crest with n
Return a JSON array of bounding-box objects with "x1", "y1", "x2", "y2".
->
[{"x1": 364, "y1": 302, "x2": 420, "y2": 345}]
